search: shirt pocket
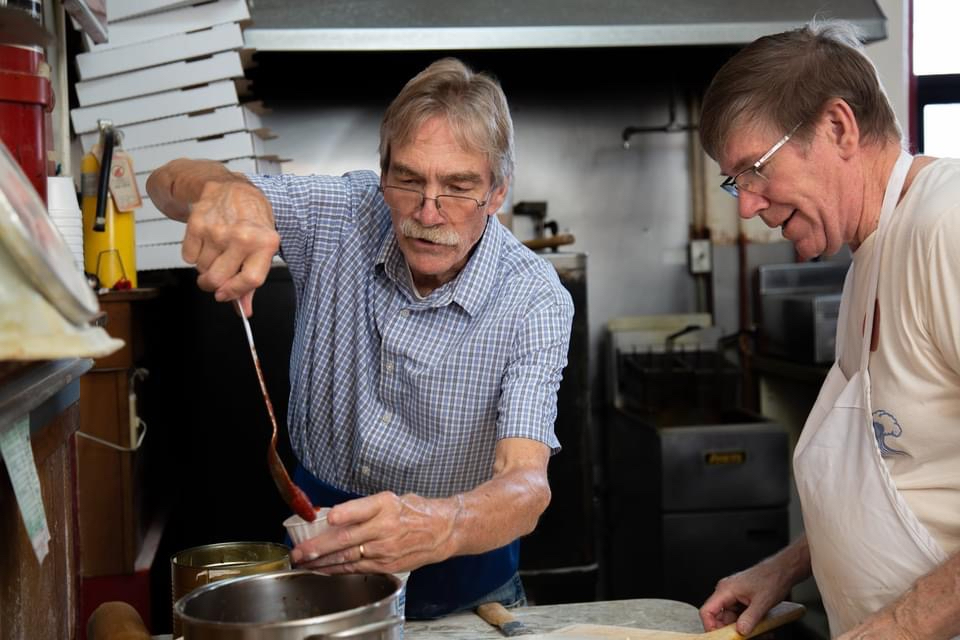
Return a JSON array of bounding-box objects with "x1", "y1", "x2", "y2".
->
[{"x1": 400, "y1": 334, "x2": 509, "y2": 435}]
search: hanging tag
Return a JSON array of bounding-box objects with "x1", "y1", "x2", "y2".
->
[
  {"x1": 0, "y1": 416, "x2": 50, "y2": 563},
  {"x1": 108, "y1": 151, "x2": 142, "y2": 211}
]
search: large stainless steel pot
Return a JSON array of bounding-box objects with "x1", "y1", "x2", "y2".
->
[{"x1": 174, "y1": 570, "x2": 403, "y2": 639}]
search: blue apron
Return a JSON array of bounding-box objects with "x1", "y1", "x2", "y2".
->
[{"x1": 292, "y1": 465, "x2": 522, "y2": 619}]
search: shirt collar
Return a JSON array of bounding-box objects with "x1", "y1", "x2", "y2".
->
[{"x1": 374, "y1": 216, "x2": 502, "y2": 316}]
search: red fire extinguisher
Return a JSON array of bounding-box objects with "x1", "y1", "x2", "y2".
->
[{"x1": 0, "y1": 5, "x2": 54, "y2": 203}]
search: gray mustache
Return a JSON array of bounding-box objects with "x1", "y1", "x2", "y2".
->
[{"x1": 399, "y1": 218, "x2": 459, "y2": 246}]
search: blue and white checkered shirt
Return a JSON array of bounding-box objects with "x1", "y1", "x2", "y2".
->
[{"x1": 247, "y1": 170, "x2": 573, "y2": 498}]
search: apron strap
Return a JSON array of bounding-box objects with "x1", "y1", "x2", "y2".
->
[{"x1": 857, "y1": 150, "x2": 913, "y2": 373}]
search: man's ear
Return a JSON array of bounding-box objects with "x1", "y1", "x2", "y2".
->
[
  {"x1": 485, "y1": 178, "x2": 511, "y2": 217},
  {"x1": 821, "y1": 98, "x2": 860, "y2": 159}
]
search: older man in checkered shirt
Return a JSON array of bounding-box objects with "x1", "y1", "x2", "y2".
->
[{"x1": 147, "y1": 58, "x2": 573, "y2": 619}]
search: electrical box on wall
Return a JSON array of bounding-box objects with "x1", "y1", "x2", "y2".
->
[{"x1": 688, "y1": 239, "x2": 712, "y2": 274}]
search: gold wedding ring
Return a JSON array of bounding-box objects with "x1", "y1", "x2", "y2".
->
[{"x1": 358, "y1": 544, "x2": 365, "y2": 559}]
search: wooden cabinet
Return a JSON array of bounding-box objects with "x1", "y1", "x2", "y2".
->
[
  {"x1": 0, "y1": 359, "x2": 92, "y2": 640},
  {"x1": 75, "y1": 290, "x2": 160, "y2": 637},
  {"x1": 77, "y1": 289, "x2": 157, "y2": 576},
  {"x1": 78, "y1": 370, "x2": 144, "y2": 574}
]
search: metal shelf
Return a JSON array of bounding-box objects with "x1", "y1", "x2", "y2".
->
[{"x1": 243, "y1": 0, "x2": 887, "y2": 51}]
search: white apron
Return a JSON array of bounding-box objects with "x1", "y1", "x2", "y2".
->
[{"x1": 793, "y1": 151, "x2": 949, "y2": 637}]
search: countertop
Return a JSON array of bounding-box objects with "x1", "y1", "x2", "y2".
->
[
  {"x1": 154, "y1": 598, "x2": 701, "y2": 640},
  {"x1": 405, "y1": 599, "x2": 702, "y2": 639}
]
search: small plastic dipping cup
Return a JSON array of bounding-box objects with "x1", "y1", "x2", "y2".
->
[
  {"x1": 284, "y1": 509, "x2": 410, "y2": 619},
  {"x1": 283, "y1": 507, "x2": 331, "y2": 545},
  {"x1": 393, "y1": 570, "x2": 410, "y2": 618}
]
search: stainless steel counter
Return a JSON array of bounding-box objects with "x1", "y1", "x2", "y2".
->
[{"x1": 405, "y1": 599, "x2": 701, "y2": 639}]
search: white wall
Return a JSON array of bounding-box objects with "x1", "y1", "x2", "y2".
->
[
  {"x1": 259, "y1": 82, "x2": 700, "y2": 397},
  {"x1": 257, "y1": 2, "x2": 910, "y2": 397},
  {"x1": 867, "y1": 0, "x2": 910, "y2": 142}
]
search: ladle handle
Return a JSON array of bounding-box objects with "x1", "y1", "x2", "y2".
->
[{"x1": 234, "y1": 299, "x2": 255, "y2": 348}]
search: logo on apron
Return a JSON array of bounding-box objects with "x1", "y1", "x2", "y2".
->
[{"x1": 871, "y1": 409, "x2": 908, "y2": 457}]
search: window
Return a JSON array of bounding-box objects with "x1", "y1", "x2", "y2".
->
[{"x1": 914, "y1": 0, "x2": 960, "y2": 155}]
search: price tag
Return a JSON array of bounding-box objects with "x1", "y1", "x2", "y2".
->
[
  {"x1": 108, "y1": 151, "x2": 143, "y2": 211},
  {"x1": 0, "y1": 416, "x2": 50, "y2": 563}
]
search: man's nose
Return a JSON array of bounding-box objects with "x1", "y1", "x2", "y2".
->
[
  {"x1": 737, "y1": 190, "x2": 768, "y2": 220},
  {"x1": 414, "y1": 195, "x2": 444, "y2": 225}
]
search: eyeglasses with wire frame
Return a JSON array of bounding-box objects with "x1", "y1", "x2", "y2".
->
[
  {"x1": 379, "y1": 185, "x2": 490, "y2": 216},
  {"x1": 721, "y1": 123, "x2": 802, "y2": 198}
]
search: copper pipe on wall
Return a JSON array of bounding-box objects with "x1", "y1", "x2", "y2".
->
[
  {"x1": 738, "y1": 230, "x2": 759, "y2": 411},
  {"x1": 688, "y1": 91, "x2": 706, "y2": 236},
  {"x1": 737, "y1": 232, "x2": 751, "y2": 332},
  {"x1": 687, "y1": 90, "x2": 712, "y2": 316}
]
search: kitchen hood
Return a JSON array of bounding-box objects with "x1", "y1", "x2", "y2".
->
[{"x1": 243, "y1": 0, "x2": 887, "y2": 52}]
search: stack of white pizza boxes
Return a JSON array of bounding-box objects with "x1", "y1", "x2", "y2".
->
[{"x1": 69, "y1": 0, "x2": 283, "y2": 271}]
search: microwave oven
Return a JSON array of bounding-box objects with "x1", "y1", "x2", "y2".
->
[
  {"x1": 756, "y1": 262, "x2": 848, "y2": 365},
  {"x1": 760, "y1": 292, "x2": 842, "y2": 364}
]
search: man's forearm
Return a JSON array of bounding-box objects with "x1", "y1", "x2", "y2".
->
[
  {"x1": 771, "y1": 535, "x2": 812, "y2": 586},
  {"x1": 145, "y1": 159, "x2": 246, "y2": 221},
  {"x1": 883, "y1": 550, "x2": 960, "y2": 639},
  {"x1": 442, "y1": 466, "x2": 551, "y2": 558}
]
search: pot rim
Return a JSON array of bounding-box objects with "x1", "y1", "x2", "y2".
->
[
  {"x1": 170, "y1": 540, "x2": 291, "y2": 567},
  {"x1": 174, "y1": 569, "x2": 402, "y2": 630}
]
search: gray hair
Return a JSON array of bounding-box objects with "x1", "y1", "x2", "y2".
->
[
  {"x1": 699, "y1": 19, "x2": 901, "y2": 160},
  {"x1": 379, "y1": 58, "x2": 515, "y2": 187}
]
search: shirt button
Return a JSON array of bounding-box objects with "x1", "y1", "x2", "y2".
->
[
  {"x1": 400, "y1": 309, "x2": 410, "y2": 318},
  {"x1": 384, "y1": 362, "x2": 395, "y2": 374},
  {"x1": 382, "y1": 411, "x2": 392, "y2": 423},
  {"x1": 361, "y1": 465, "x2": 371, "y2": 476}
]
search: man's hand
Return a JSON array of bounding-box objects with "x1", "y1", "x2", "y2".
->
[
  {"x1": 146, "y1": 159, "x2": 279, "y2": 317},
  {"x1": 288, "y1": 437, "x2": 551, "y2": 576},
  {"x1": 700, "y1": 536, "x2": 811, "y2": 634},
  {"x1": 290, "y1": 491, "x2": 461, "y2": 574},
  {"x1": 183, "y1": 180, "x2": 279, "y2": 315}
]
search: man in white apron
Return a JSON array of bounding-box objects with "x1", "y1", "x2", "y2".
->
[{"x1": 694, "y1": 20, "x2": 960, "y2": 639}]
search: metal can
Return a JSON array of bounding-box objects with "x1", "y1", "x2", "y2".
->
[{"x1": 171, "y1": 541, "x2": 291, "y2": 637}]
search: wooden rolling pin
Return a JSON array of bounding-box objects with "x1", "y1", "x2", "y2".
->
[
  {"x1": 87, "y1": 601, "x2": 151, "y2": 640},
  {"x1": 477, "y1": 601, "x2": 534, "y2": 636}
]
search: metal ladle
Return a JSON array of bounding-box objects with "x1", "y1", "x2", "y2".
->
[{"x1": 234, "y1": 299, "x2": 317, "y2": 522}]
